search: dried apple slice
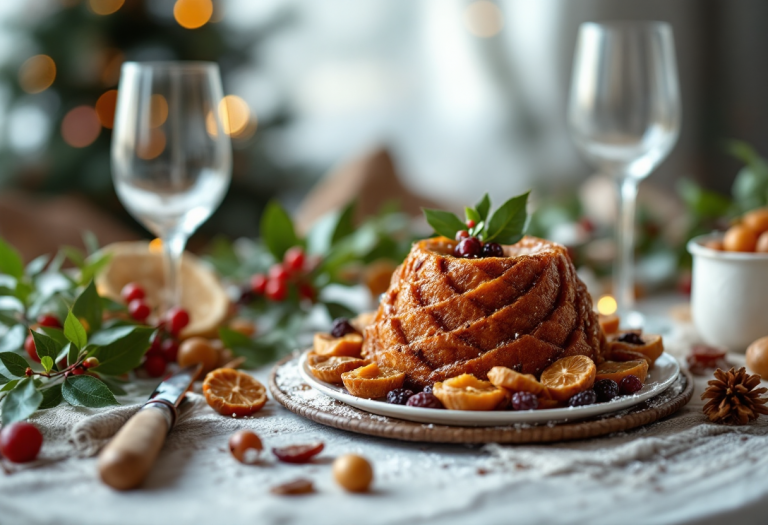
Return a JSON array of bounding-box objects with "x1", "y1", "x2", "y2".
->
[
  {"x1": 595, "y1": 359, "x2": 649, "y2": 384},
  {"x1": 341, "y1": 362, "x2": 405, "y2": 398},
  {"x1": 307, "y1": 353, "x2": 367, "y2": 384},
  {"x1": 607, "y1": 331, "x2": 664, "y2": 366},
  {"x1": 433, "y1": 374, "x2": 506, "y2": 411},
  {"x1": 313, "y1": 333, "x2": 363, "y2": 357},
  {"x1": 487, "y1": 366, "x2": 549, "y2": 396}
]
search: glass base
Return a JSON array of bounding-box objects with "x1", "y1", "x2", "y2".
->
[{"x1": 620, "y1": 310, "x2": 674, "y2": 336}]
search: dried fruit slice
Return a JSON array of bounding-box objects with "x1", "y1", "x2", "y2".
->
[
  {"x1": 271, "y1": 478, "x2": 315, "y2": 496},
  {"x1": 539, "y1": 355, "x2": 597, "y2": 401},
  {"x1": 487, "y1": 366, "x2": 548, "y2": 396},
  {"x1": 595, "y1": 360, "x2": 649, "y2": 385},
  {"x1": 351, "y1": 311, "x2": 377, "y2": 333},
  {"x1": 203, "y1": 368, "x2": 267, "y2": 417},
  {"x1": 272, "y1": 442, "x2": 324, "y2": 464},
  {"x1": 341, "y1": 362, "x2": 405, "y2": 398},
  {"x1": 598, "y1": 313, "x2": 620, "y2": 335},
  {"x1": 307, "y1": 353, "x2": 368, "y2": 383},
  {"x1": 537, "y1": 398, "x2": 565, "y2": 410},
  {"x1": 607, "y1": 331, "x2": 664, "y2": 366},
  {"x1": 313, "y1": 333, "x2": 364, "y2": 357},
  {"x1": 432, "y1": 374, "x2": 506, "y2": 411}
]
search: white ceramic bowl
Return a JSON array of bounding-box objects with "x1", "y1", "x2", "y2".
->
[{"x1": 688, "y1": 234, "x2": 768, "y2": 351}]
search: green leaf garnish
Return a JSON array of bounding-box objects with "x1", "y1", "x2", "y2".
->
[
  {"x1": 62, "y1": 375, "x2": 118, "y2": 408},
  {"x1": 86, "y1": 326, "x2": 154, "y2": 375},
  {"x1": 72, "y1": 281, "x2": 103, "y2": 332},
  {"x1": 31, "y1": 330, "x2": 63, "y2": 363},
  {"x1": 64, "y1": 310, "x2": 88, "y2": 349},
  {"x1": 40, "y1": 356, "x2": 54, "y2": 373},
  {"x1": 0, "y1": 352, "x2": 30, "y2": 377},
  {"x1": 423, "y1": 209, "x2": 467, "y2": 239},
  {"x1": 39, "y1": 384, "x2": 63, "y2": 410},
  {"x1": 486, "y1": 191, "x2": 530, "y2": 244},
  {"x1": 475, "y1": 194, "x2": 491, "y2": 222},
  {"x1": 0, "y1": 324, "x2": 26, "y2": 353},
  {"x1": 0, "y1": 237, "x2": 24, "y2": 279},
  {"x1": 1, "y1": 378, "x2": 43, "y2": 425},
  {"x1": 261, "y1": 200, "x2": 301, "y2": 260}
]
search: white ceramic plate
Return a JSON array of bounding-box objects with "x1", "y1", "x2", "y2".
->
[{"x1": 299, "y1": 351, "x2": 680, "y2": 427}]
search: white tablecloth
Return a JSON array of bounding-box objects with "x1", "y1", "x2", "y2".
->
[{"x1": 2, "y1": 296, "x2": 768, "y2": 525}]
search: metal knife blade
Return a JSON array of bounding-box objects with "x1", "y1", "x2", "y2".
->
[{"x1": 146, "y1": 363, "x2": 203, "y2": 410}]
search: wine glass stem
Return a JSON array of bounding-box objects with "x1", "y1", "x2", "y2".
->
[
  {"x1": 614, "y1": 176, "x2": 639, "y2": 315},
  {"x1": 162, "y1": 232, "x2": 187, "y2": 311}
]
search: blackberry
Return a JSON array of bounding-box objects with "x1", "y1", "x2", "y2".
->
[
  {"x1": 330, "y1": 318, "x2": 357, "y2": 338},
  {"x1": 406, "y1": 392, "x2": 444, "y2": 409},
  {"x1": 593, "y1": 379, "x2": 619, "y2": 402},
  {"x1": 568, "y1": 390, "x2": 597, "y2": 407},
  {"x1": 482, "y1": 242, "x2": 504, "y2": 258},
  {"x1": 387, "y1": 388, "x2": 415, "y2": 405},
  {"x1": 510, "y1": 391, "x2": 538, "y2": 411},
  {"x1": 618, "y1": 332, "x2": 644, "y2": 345}
]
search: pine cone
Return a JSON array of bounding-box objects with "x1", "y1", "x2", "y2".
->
[{"x1": 701, "y1": 367, "x2": 768, "y2": 425}]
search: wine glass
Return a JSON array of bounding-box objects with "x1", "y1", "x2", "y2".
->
[
  {"x1": 112, "y1": 62, "x2": 232, "y2": 309},
  {"x1": 568, "y1": 21, "x2": 681, "y2": 324}
]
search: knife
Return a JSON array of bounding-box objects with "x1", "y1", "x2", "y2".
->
[{"x1": 98, "y1": 363, "x2": 203, "y2": 490}]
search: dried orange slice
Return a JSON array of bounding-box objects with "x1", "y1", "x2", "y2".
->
[
  {"x1": 433, "y1": 374, "x2": 506, "y2": 411},
  {"x1": 599, "y1": 314, "x2": 620, "y2": 335},
  {"x1": 595, "y1": 360, "x2": 649, "y2": 384},
  {"x1": 307, "y1": 353, "x2": 368, "y2": 384},
  {"x1": 313, "y1": 333, "x2": 364, "y2": 357},
  {"x1": 341, "y1": 362, "x2": 405, "y2": 399},
  {"x1": 537, "y1": 398, "x2": 565, "y2": 410},
  {"x1": 539, "y1": 355, "x2": 597, "y2": 401},
  {"x1": 487, "y1": 366, "x2": 548, "y2": 396},
  {"x1": 607, "y1": 331, "x2": 664, "y2": 366},
  {"x1": 203, "y1": 368, "x2": 267, "y2": 417}
]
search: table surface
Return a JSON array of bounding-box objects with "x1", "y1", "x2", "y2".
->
[{"x1": 2, "y1": 295, "x2": 768, "y2": 525}]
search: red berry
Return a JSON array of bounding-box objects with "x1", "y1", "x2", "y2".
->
[
  {"x1": 150, "y1": 331, "x2": 163, "y2": 352},
  {"x1": 299, "y1": 283, "x2": 315, "y2": 301},
  {"x1": 72, "y1": 367, "x2": 86, "y2": 375},
  {"x1": 250, "y1": 274, "x2": 268, "y2": 294},
  {"x1": 619, "y1": 375, "x2": 643, "y2": 396},
  {"x1": 36, "y1": 314, "x2": 61, "y2": 329},
  {"x1": 25, "y1": 367, "x2": 33, "y2": 377},
  {"x1": 455, "y1": 230, "x2": 470, "y2": 241},
  {"x1": 144, "y1": 355, "x2": 167, "y2": 378},
  {"x1": 0, "y1": 422, "x2": 43, "y2": 463},
  {"x1": 453, "y1": 237, "x2": 482, "y2": 258},
  {"x1": 269, "y1": 264, "x2": 290, "y2": 283},
  {"x1": 161, "y1": 338, "x2": 179, "y2": 363},
  {"x1": 265, "y1": 279, "x2": 288, "y2": 301},
  {"x1": 24, "y1": 333, "x2": 40, "y2": 363},
  {"x1": 466, "y1": 219, "x2": 476, "y2": 228},
  {"x1": 579, "y1": 217, "x2": 595, "y2": 234},
  {"x1": 272, "y1": 442, "x2": 324, "y2": 464},
  {"x1": 83, "y1": 357, "x2": 99, "y2": 369},
  {"x1": 284, "y1": 247, "x2": 306, "y2": 273},
  {"x1": 121, "y1": 282, "x2": 146, "y2": 303},
  {"x1": 166, "y1": 307, "x2": 190, "y2": 336},
  {"x1": 128, "y1": 299, "x2": 151, "y2": 322}
]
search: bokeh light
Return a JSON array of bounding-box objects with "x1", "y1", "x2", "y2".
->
[
  {"x1": 464, "y1": 1, "x2": 504, "y2": 38},
  {"x1": 149, "y1": 238, "x2": 163, "y2": 253},
  {"x1": 95, "y1": 89, "x2": 118, "y2": 128},
  {"x1": 219, "y1": 95, "x2": 250, "y2": 136},
  {"x1": 149, "y1": 94, "x2": 169, "y2": 128},
  {"x1": 61, "y1": 106, "x2": 101, "y2": 148},
  {"x1": 137, "y1": 128, "x2": 167, "y2": 160},
  {"x1": 205, "y1": 110, "x2": 219, "y2": 137},
  {"x1": 101, "y1": 48, "x2": 124, "y2": 86},
  {"x1": 174, "y1": 0, "x2": 213, "y2": 29},
  {"x1": 19, "y1": 55, "x2": 57, "y2": 94},
  {"x1": 89, "y1": 0, "x2": 125, "y2": 15},
  {"x1": 597, "y1": 295, "x2": 618, "y2": 316}
]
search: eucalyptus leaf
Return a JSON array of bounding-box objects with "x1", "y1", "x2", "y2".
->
[
  {"x1": 0, "y1": 324, "x2": 26, "y2": 353},
  {"x1": 260, "y1": 200, "x2": 301, "y2": 260},
  {"x1": 39, "y1": 383, "x2": 63, "y2": 410},
  {"x1": 0, "y1": 352, "x2": 30, "y2": 377},
  {"x1": 486, "y1": 192, "x2": 530, "y2": 244},
  {"x1": 72, "y1": 281, "x2": 103, "y2": 332},
  {"x1": 32, "y1": 330, "x2": 63, "y2": 362},
  {"x1": 1, "y1": 378, "x2": 43, "y2": 425},
  {"x1": 0, "y1": 237, "x2": 24, "y2": 279},
  {"x1": 87, "y1": 326, "x2": 153, "y2": 375},
  {"x1": 64, "y1": 310, "x2": 88, "y2": 349},
  {"x1": 62, "y1": 375, "x2": 118, "y2": 408},
  {"x1": 423, "y1": 209, "x2": 466, "y2": 239}
]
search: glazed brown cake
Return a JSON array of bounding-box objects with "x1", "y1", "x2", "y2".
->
[{"x1": 363, "y1": 236, "x2": 608, "y2": 388}]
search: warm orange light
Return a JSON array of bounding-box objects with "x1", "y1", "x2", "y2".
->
[
  {"x1": 137, "y1": 128, "x2": 167, "y2": 160},
  {"x1": 219, "y1": 95, "x2": 250, "y2": 136},
  {"x1": 232, "y1": 116, "x2": 258, "y2": 140},
  {"x1": 464, "y1": 1, "x2": 504, "y2": 38},
  {"x1": 95, "y1": 89, "x2": 118, "y2": 129},
  {"x1": 19, "y1": 55, "x2": 56, "y2": 94},
  {"x1": 597, "y1": 295, "x2": 618, "y2": 316},
  {"x1": 101, "y1": 48, "x2": 124, "y2": 86},
  {"x1": 61, "y1": 106, "x2": 101, "y2": 148},
  {"x1": 148, "y1": 94, "x2": 169, "y2": 128},
  {"x1": 173, "y1": 0, "x2": 213, "y2": 29},
  {"x1": 89, "y1": 0, "x2": 124, "y2": 15},
  {"x1": 148, "y1": 238, "x2": 164, "y2": 253},
  {"x1": 205, "y1": 110, "x2": 219, "y2": 137}
]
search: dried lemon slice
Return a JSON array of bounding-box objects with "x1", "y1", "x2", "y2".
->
[
  {"x1": 433, "y1": 374, "x2": 506, "y2": 411},
  {"x1": 203, "y1": 368, "x2": 267, "y2": 417},
  {"x1": 487, "y1": 366, "x2": 548, "y2": 396},
  {"x1": 595, "y1": 359, "x2": 649, "y2": 384},
  {"x1": 307, "y1": 353, "x2": 368, "y2": 384},
  {"x1": 539, "y1": 355, "x2": 597, "y2": 401},
  {"x1": 341, "y1": 362, "x2": 405, "y2": 399},
  {"x1": 599, "y1": 313, "x2": 620, "y2": 335},
  {"x1": 607, "y1": 331, "x2": 664, "y2": 366},
  {"x1": 313, "y1": 333, "x2": 364, "y2": 357}
]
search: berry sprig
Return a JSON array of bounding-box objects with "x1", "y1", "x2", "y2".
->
[{"x1": 248, "y1": 246, "x2": 317, "y2": 303}]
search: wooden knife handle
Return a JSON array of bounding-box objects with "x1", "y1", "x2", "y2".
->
[{"x1": 98, "y1": 405, "x2": 171, "y2": 490}]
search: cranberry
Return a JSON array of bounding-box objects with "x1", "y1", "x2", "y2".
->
[
  {"x1": 0, "y1": 422, "x2": 43, "y2": 463},
  {"x1": 617, "y1": 332, "x2": 644, "y2": 345},
  {"x1": 619, "y1": 375, "x2": 643, "y2": 396},
  {"x1": 269, "y1": 264, "x2": 290, "y2": 283},
  {"x1": 71, "y1": 366, "x2": 86, "y2": 376},
  {"x1": 593, "y1": 379, "x2": 619, "y2": 402},
  {"x1": 284, "y1": 247, "x2": 306, "y2": 274},
  {"x1": 128, "y1": 299, "x2": 151, "y2": 322},
  {"x1": 453, "y1": 237, "x2": 482, "y2": 258},
  {"x1": 511, "y1": 391, "x2": 539, "y2": 411},
  {"x1": 272, "y1": 442, "x2": 324, "y2": 464},
  {"x1": 455, "y1": 230, "x2": 470, "y2": 241},
  {"x1": 149, "y1": 331, "x2": 163, "y2": 352},
  {"x1": 161, "y1": 339, "x2": 179, "y2": 363},
  {"x1": 121, "y1": 282, "x2": 146, "y2": 303},
  {"x1": 386, "y1": 388, "x2": 414, "y2": 405},
  {"x1": 250, "y1": 274, "x2": 268, "y2": 295},
  {"x1": 37, "y1": 314, "x2": 61, "y2": 329},
  {"x1": 144, "y1": 355, "x2": 167, "y2": 378},
  {"x1": 166, "y1": 307, "x2": 190, "y2": 335},
  {"x1": 83, "y1": 357, "x2": 99, "y2": 369},
  {"x1": 265, "y1": 279, "x2": 288, "y2": 301},
  {"x1": 299, "y1": 283, "x2": 315, "y2": 301},
  {"x1": 482, "y1": 242, "x2": 503, "y2": 258},
  {"x1": 466, "y1": 219, "x2": 476, "y2": 228},
  {"x1": 330, "y1": 318, "x2": 357, "y2": 338},
  {"x1": 25, "y1": 367, "x2": 33, "y2": 377},
  {"x1": 24, "y1": 333, "x2": 40, "y2": 363},
  {"x1": 406, "y1": 392, "x2": 444, "y2": 409},
  {"x1": 568, "y1": 390, "x2": 597, "y2": 407}
]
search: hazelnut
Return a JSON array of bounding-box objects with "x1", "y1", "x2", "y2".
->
[{"x1": 333, "y1": 454, "x2": 373, "y2": 492}]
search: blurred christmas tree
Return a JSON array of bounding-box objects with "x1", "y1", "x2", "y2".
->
[{"x1": 0, "y1": 0, "x2": 303, "y2": 240}]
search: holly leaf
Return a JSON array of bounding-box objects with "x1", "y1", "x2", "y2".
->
[
  {"x1": 64, "y1": 310, "x2": 88, "y2": 349},
  {"x1": 465, "y1": 207, "x2": 481, "y2": 225},
  {"x1": 40, "y1": 356, "x2": 54, "y2": 373},
  {"x1": 0, "y1": 238, "x2": 24, "y2": 279},
  {"x1": 62, "y1": 375, "x2": 118, "y2": 408},
  {"x1": 486, "y1": 192, "x2": 530, "y2": 244},
  {"x1": 39, "y1": 383, "x2": 63, "y2": 410},
  {"x1": 72, "y1": 281, "x2": 102, "y2": 332},
  {"x1": 0, "y1": 324, "x2": 26, "y2": 353},
  {"x1": 423, "y1": 209, "x2": 466, "y2": 239},
  {"x1": 1, "y1": 378, "x2": 43, "y2": 425},
  {"x1": 0, "y1": 352, "x2": 30, "y2": 377},
  {"x1": 261, "y1": 200, "x2": 301, "y2": 261},
  {"x1": 219, "y1": 327, "x2": 276, "y2": 367},
  {"x1": 86, "y1": 326, "x2": 153, "y2": 375},
  {"x1": 475, "y1": 194, "x2": 491, "y2": 222},
  {"x1": 323, "y1": 301, "x2": 357, "y2": 321},
  {"x1": 31, "y1": 330, "x2": 63, "y2": 363}
]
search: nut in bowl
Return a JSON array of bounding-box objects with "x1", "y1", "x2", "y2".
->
[{"x1": 688, "y1": 234, "x2": 768, "y2": 351}]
